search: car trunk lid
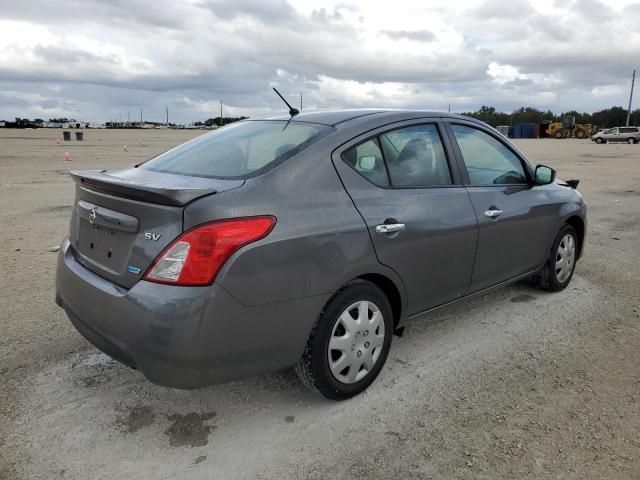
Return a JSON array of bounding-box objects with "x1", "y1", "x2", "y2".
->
[{"x1": 69, "y1": 169, "x2": 244, "y2": 288}]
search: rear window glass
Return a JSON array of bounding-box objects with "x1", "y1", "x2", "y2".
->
[{"x1": 141, "y1": 121, "x2": 334, "y2": 179}]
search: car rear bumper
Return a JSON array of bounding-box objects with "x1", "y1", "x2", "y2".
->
[{"x1": 55, "y1": 238, "x2": 327, "y2": 389}]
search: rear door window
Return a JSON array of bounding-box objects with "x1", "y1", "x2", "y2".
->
[
  {"x1": 379, "y1": 124, "x2": 452, "y2": 187},
  {"x1": 450, "y1": 124, "x2": 527, "y2": 185},
  {"x1": 141, "y1": 121, "x2": 334, "y2": 179}
]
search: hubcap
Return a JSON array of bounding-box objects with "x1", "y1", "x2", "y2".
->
[
  {"x1": 328, "y1": 301, "x2": 385, "y2": 384},
  {"x1": 555, "y1": 233, "x2": 576, "y2": 283}
]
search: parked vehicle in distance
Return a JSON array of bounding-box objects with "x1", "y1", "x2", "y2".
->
[
  {"x1": 55, "y1": 110, "x2": 587, "y2": 400},
  {"x1": 592, "y1": 126, "x2": 640, "y2": 144}
]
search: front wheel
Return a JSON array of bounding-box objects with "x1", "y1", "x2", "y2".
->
[
  {"x1": 295, "y1": 281, "x2": 393, "y2": 400},
  {"x1": 532, "y1": 224, "x2": 578, "y2": 292},
  {"x1": 595, "y1": 137, "x2": 604, "y2": 144}
]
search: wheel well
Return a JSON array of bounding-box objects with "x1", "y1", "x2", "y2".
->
[
  {"x1": 565, "y1": 216, "x2": 585, "y2": 257},
  {"x1": 357, "y1": 273, "x2": 403, "y2": 327}
]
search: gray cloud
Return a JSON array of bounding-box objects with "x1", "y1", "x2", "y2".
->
[
  {"x1": 0, "y1": 0, "x2": 638, "y2": 122},
  {"x1": 382, "y1": 30, "x2": 436, "y2": 43}
]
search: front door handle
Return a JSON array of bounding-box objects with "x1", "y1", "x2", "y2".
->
[
  {"x1": 375, "y1": 223, "x2": 405, "y2": 234},
  {"x1": 484, "y1": 209, "x2": 503, "y2": 219}
]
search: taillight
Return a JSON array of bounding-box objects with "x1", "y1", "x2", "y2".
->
[{"x1": 144, "y1": 216, "x2": 276, "y2": 286}]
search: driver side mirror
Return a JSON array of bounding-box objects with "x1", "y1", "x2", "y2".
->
[{"x1": 534, "y1": 165, "x2": 556, "y2": 185}]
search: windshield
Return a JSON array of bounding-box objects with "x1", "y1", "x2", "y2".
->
[{"x1": 141, "y1": 120, "x2": 334, "y2": 179}]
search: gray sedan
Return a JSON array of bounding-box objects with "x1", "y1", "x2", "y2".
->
[{"x1": 55, "y1": 110, "x2": 586, "y2": 400}]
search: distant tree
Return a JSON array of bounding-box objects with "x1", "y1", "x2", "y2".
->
[
  {"x1": 461, "y1": 105, "x2": 639, "y2": 129},
  {"x1": 202, "y1": 116, "x2": 248, "y2": 127}
]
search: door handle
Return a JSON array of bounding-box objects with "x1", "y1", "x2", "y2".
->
[
  {"x1": 484, "y1": 209, "x2": 503, "y2": 219},
  {"x1": 375, "y1": 223, "x2": 405, "y2": 234}
]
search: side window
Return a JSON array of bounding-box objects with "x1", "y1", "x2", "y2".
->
[
  {"x1": 379, "y1": 124, "x2": 452, "y2": 187},
  {"x1": 450, "y1": 124, "x2": 527, "y2": 185},
  {"x1": 341, "y1": 138, "x2": 389, "y2": 187}
]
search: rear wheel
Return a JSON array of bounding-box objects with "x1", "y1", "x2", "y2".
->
[
  {"x1": 628, "y1": 138, "x2": 636, "y2": 144},
  {"x1": 295, "y1": 281, "x2": 393, "y2": 400},
  {"x1": 532, "y1": 224, "x2": 578, "y2": 292},
  {"x1": 575, "y1": 128, "x2": 587, "y2": 139}
]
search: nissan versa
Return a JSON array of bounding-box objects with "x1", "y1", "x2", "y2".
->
[{"x1": 56, "y1": 110, "x2": 586, "y2": 400}]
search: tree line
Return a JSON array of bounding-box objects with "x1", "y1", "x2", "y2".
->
[
  {"x1": 193, "y1": 116, "x2": 248, "y2": 127},
  {"x1": 462, "y1": 106, "x2": 640, "y2": 129},
  {"x1": 4, "y1": 109, "x2": 639, "y2": 129}
]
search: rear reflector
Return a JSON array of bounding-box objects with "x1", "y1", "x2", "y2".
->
[{"x1": 144, "y1": 216, "x2": 276, "y2": 286}]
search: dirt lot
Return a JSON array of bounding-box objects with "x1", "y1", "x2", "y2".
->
[{"x1": 1, "y1": 128, "x2": 639, "y2": 479}]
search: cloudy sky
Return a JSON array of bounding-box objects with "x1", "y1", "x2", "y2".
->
[{"x1": 1, "y1": 0, "x2": 638, "y2": 123}]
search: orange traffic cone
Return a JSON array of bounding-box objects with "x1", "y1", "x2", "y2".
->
[{"x1": 64, "y1": 151, "x2": 71, "y2": 161}]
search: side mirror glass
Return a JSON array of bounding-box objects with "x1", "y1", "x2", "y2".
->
[
  {"x1": 535, "y1": 165, "x2": 555, "y2": 185},
  {"x1": 357, "y1": 155, "x2": 377, "y2": 171}
]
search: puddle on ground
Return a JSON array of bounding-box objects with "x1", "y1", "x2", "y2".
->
[
  {"x1": 510, "y1": 294, "x2": 536, "y2": 303},
  {"x1": 116, "y1": 405, "x2": 156, "y2": 433},
  {"x1": 164, "y1": 412, "x2": 216, "y2": 448}
]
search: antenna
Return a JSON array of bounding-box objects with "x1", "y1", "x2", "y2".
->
[
  {"x1": 626, "y1": 69, "x2": 635, "y2": 127},
  {"x1": 272, "y1": 88, "x2": 299, "y2": 117}
]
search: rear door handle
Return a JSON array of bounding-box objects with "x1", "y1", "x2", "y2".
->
[
  {"x1": 484, "y1": 209, "x2": 503, "y2": 219},
  {"x1": 375, "y1": 223, "x2": 405, "y2": 234}
]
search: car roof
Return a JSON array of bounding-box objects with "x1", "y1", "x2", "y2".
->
[{"x1": 263, "y1": 109, "x2": 471, "y2": 127}]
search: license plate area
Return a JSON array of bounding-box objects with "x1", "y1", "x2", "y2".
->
[{"x1": 74, "y1": 203, "x2": 139, "y2": 275}]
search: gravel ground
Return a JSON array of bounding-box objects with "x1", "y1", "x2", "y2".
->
[{"x1": 1, "y1": 129, "x2": 638, "y2": 479}]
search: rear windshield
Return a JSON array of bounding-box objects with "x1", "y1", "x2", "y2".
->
[{"x1": 141, "y1": 120, "x2": 334, "y2": 179}]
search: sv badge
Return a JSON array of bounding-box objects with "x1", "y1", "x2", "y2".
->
[{"x1": 144, "y1": 233, "x2": 161, "y2": 241}]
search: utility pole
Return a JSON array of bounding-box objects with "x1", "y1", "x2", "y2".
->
[
  {"x1": 140, "y1": 107, "x2": 143, "y2": 126},
  {"x1": 300, "y1": 92, "x2": 303, "y2": 111},
  {"x1": 219, "y1": 100, "x2": 223, "y2": 127},
  {"x1": 127, "y1": 110, "x2": 130, "y2": 123},
  {"x1": 626, "y1": 69, "x2": 636, "y2": 127},
  {"x1": 165, "y1": 105, "x2": 169, "y2": 126},
  {"x1": 448, "y1": 104, "x2": 451, "y2": 113}
]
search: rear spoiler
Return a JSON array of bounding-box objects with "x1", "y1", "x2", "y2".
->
[{"x1": 70, "y1": 170, "x2": 220, "y2": 206}]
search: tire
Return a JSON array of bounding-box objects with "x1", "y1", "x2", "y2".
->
[
  {"x1": 553, "y1": 130, "x2": 565, "y2": 139},
  {"x1": 575, "y1": 128, "x2": 587, "y2": 139},
  {"x1": 295, "y1": 280, "x2": 393, "y2": 400},
  {"x1": 595, "y1": 137, "x2": 604, "y2": 144},
  {"x1": 628, "y1": 138, "x2": 636, "y2": 145},
  {"x1": 532, "y1": 224, "x2": 578, "y2": 292}
]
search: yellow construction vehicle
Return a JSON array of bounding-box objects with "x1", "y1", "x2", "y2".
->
[{"x1": 546, "y1": 117, "x2": 593, "y2": 139}]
